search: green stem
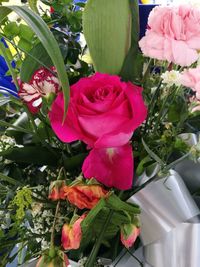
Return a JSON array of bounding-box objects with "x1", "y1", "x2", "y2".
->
[
  {"x1": 24, "y1": 106, "x2": 58, "y2": 156},
  {"x1": 85, "y1": 191, "x2": 124, "y2": 267},
  {"x1": 143, "y1": 81, "x2": 162, "y2": 134},
  {"x1": 0, "y1": 172, "x2": 23, "y2": 186},
  {"x1": 141, "y1": 58, "x2": 153, "y2": 85},
  {"x1": 85, "y1": 210, "x2": 114, "y2": 267},
  {"x1": 50, "y1": 201, "x2": 60, "y2": 247},
  {"x1": 153, "y1": 86, "x2": 181, "y2": 133}
]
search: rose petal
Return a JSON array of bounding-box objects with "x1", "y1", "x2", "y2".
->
[
  {"x1": 82, "y1": 144, "x2": 133, "y2": 190},
  {"x1": 49, "y1": 93, "x2": 80, "y2": 142}
]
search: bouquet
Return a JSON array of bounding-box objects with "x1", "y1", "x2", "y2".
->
[{"x1": 0, "y1": 0, "x2": 200, "y2": 266}]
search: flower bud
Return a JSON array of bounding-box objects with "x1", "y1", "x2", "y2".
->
[
  {"x1": 120, "y1": 224, "x2": 140, "y2": 248},
  {"x1": 61, "y1": 214, "x2": 86, "y2": 250},
  {"x1": 62, "y1": 184, "x2": 108, "y2": 209},
  {"x1": 48, "y1": 181, "x2": 65, "y2": 201},
  {"x1": 36, "y1": 249, "x2": 69, "y2": 267}
]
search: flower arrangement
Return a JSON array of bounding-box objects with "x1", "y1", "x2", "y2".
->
[{"x1": 0, "y1": 0, "x2": 200, "y2": 267}]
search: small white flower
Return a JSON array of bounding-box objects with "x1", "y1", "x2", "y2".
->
[{"x1": 161, "y1": 70, "x2": 181, "y2": 86}]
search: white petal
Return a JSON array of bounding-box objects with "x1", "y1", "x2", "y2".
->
[{"x1": 32, "y1": 98, "x2": 42, "y2": 107}]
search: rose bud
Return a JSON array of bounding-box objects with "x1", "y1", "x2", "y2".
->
[
  {"x1": 50, "y1": 7, "x2": 55, "y2": 13},
  {"x1": 120, "y1": 224, "x2": 140, "y2": 248},
  {"x1": 63, "y1": 184, "x2": 108, "y2": 209},
  {"x1": 62, "y1": 214, "x2": 86, "y2": 250},
  {"x1": 36, "y1": 249, "x2": 69, "y2": 267},
  {"x1": 48, "y1": 181, "x2": 65, "y2": 201},
  {"x1": 19, "y1": 67, "x2": 60, "y2": 114}
]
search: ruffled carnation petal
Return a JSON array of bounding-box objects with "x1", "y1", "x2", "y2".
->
[{"x1": 139, "y1": 5, "x2": 200, "y2": 66}]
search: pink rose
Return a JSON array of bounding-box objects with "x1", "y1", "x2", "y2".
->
[
  {"x1": 120, "y1": 224, "x2": 140, "y2": 248},
  {"x1": 49, "y1": 73, "x2": 147, "y2": 190},
  {"x1": 61, "y1": 214, "x2": 86, "y2": 250},
  {"x1": 19, "y1": 67, "x2": 60, "y2": 113},
  {"x1": 62, "y1": 183, "x2": 108, "y2": 209},
  {"x1": 48, "y1": 181, "x2": 66, "y2": 201},
  {"x1": 139, "y1": 5, "x2": 200, "y2": 66},
  {"x1": 181, "y1": 67, "x2": 200, "y2": 99}
]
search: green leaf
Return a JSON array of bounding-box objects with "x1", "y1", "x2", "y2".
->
[
  {"x1": 20, "y1": 42, "x2": 53, "y2": 82},
  {"x1": 168, "y1": 96, "x2": 188, "y2": 123},
  {"x1": 120, "y1": 0, "x2": 143, "y2": 83},
  {"x1": 136, "y1": 155, "x2": 151, "y2": 176},
  {"x1": 81, "y1": 198, "x2": 106, "y2": 232},
  {"x1": 83, "y1": 0, "x2": 131, "y2": 75},
  {"x1": 142, "y1": 138, "x2": 165, "y2": 166},
  {"x1": 0, "y1": 97, "x2": 10, "y2": 106},
  {"x1": 4, "y1": 22, "x2": 19, "y2": 37},
  {"x1": 28, "y1": 0, "x2": 39, "y2": 14},
  {"x1": 0, "y1": 120, "x2": 32, "y2": 134},
  {"x1": 106, "y1": 194, "x2": 140, "y2": 215},
  {"x1": 19, "y1": 24, "x2": 35, "y2": 41},
  {"x1": 1, "y1": 146, "x2": 60, "y2": 166},
  {"x1": 0, "y1": 5, "x2": 70, "y2": 116},
  {"x1": 62, "y1": 152, "x2": 87, "y2": 171},
  {"x1": 184, "y1": 113, "x2": 200, "y2": 132},
  {"x1": 18, "y1": 38, "x2": 32, "y2": 52},
  {"x1": 0, "y1": 172, "x2": 22, "y2": 185}
]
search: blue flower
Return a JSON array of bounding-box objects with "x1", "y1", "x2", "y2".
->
[
  {"x1": 73, "y1": 0, "x2": 86, "y2": 2},
  {"x1": 0, "y1": 39, "x2": 18, "y2": 98}
]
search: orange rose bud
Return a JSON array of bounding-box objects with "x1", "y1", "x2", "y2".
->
[
  {"x1": 36, "y1": 249, "x2": 69, "y2": 267},
  {"x1": 48, "y1": 181, "x2": 65, "y2": 201},
  {"x1": 61, "y1": 214, "x2": 86, "y2": 250},
  {"x1": 63, "y1": 184, "x2": 108, "y2": 209},
  {"x1": 120, "y1": 224, "x2": 140, "y2": 248}
]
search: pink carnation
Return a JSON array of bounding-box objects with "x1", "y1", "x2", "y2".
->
[
  {"x1": 139, "y1": 5, "x2": 200, "y2": 66},
  {"x1": 181, "y1": 66, "x2": 200, "y2": 99},
  {"x1": 49, "y1": 73, "x2": 147, "y2": 190},
  {"x1": 19, "y1": 67, "x2": 60, "y2": 113}
]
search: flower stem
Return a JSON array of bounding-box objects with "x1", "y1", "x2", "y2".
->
[
  {"x1": 85, "y1": 210, "x2": 114, "y2": 267},
  {"x1": 143, "y1": 81, "x2": 162, "y2": 135},
  {"x1": 50, "y1": 201, "x2": 60, "y2": 247},
  {"x1": 85, "y1": 191, "x2": 124, "y2": 267}
]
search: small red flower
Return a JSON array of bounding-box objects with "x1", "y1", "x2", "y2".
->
[
  {"x1": 50, "y1": 7, "x2": 55, "y2": 13},
  {"x1": 19, "y1": 67, "x2": 60, "y2": 113}
]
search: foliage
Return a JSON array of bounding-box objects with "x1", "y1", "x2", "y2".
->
[{"x1": 0, "y1": 1, "x2": 200, "y2": 267}]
